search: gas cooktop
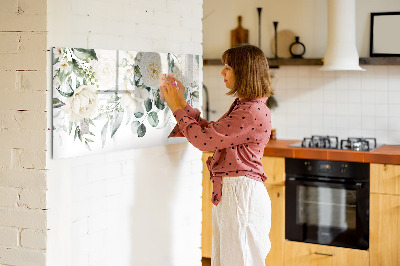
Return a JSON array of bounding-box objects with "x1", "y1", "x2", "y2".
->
[{"x1": 289, "y1": 135, "x2": 383, "y2": 151}]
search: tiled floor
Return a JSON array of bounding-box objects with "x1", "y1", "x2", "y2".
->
[{"x1": 202, "y1": 257, "x2": 211, "y2": 266}]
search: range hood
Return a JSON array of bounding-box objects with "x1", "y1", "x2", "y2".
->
[{"x1": 320, "y1": 0, "x2": 365, "y2": 71}]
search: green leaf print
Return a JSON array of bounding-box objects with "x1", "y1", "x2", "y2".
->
[
  {"x1": 137, "y1": 123, "x2": 146, "y2": 138},
  {"x1": 147, "y1": 112, "x2": 159, "y2": 127},
  {"x1": 144, "y1": 98, "x2": 152, "y2": 112},
  {"x1": 73, "y1": 48, "x2": 98, "y2": 62}
]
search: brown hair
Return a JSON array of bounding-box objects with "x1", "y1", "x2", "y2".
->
[{"x1": 221, "y1": 44, "x2": 273, "y2": 99}]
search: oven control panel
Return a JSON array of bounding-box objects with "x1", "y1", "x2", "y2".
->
[{"x1": 286, "y1": 158, "x2": 369, "y2": 180}]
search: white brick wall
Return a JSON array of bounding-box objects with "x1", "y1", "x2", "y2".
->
[
  {"x1": 46, "y1": 1, "x2": 203, "y2": 266},
  {"x1": 0, "y1": 0, "x2": 48, "y2": 265}
]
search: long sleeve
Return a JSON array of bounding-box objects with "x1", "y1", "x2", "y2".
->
[
  {"x1": 168, "y1": 104, "x2": 211, "y2": 138},
  {"x1": 172, "y1": 105, "x2": 257, "y2": 152}
]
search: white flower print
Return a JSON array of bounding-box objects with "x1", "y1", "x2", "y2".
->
[
  {"x1": 63, "y1": 84, "x2": 99, "y2": 122},
  {"x1": 138, "y1": 52, "x2": 163, "y2": 88},
  {"x1": 92, "y1": 53, "x2": 116, "y2": 90}
]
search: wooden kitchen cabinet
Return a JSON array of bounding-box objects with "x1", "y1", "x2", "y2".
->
[
  {"x1": 264, "y1": 184, "x2": 285, "y2": 266},
  {"x1": 202, "y1": 152, "x2": 213, "y2": 258},
  {"x1": 370, "y1": 163, "x2": 400, "y2": 266},
  {"x1": 284, "y1": 240, "x2": 369, "y2": 266},
  {"x1": 370, "y1": 163, "x2": 400, "y2": 195},
  {"x1": 262, "y1": 156, "x2": 285, "y2": 266}
]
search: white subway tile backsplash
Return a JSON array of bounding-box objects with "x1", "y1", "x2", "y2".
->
[
  {"x1": 349, "y1": 128, "x2": 363, "y2": 137},
  {"x1": 298, "y1": 77, "x2": 311, "y2": 89},
  {"x1": 374, "y1": 65, "x2": 388, "y2": 77},
  {"x1": 310, "y1": 66, "x2": 323, "y2": 77},
  {"x1": 203, "y1": 65, "x2": 400, "y2": 144},
  {"x1": 361, "y1": 90, "x2": 374, "y2": 104},
  {"x1": 336, "y1": 90, "x2": 349, "y2": 103},
  {"x1": 374, "y1": 117, "x2": 389, "y2": 130},
  {"x1": 348, "y1": 116, "x2": 362, "y2": 129},
  {"x1": 388, "y1": 91, "x2": 400, "y2": 105},
  {"x1": 388, "y1": 65, "x2": 400, "y2": 76},
  {"x1": 389, "y1": 117, "x2": 400, "y2": 131},
  {"x1": 388, "y1": 131, "x2": 400, "y2": 143},
  {"x1": 361, "y1": 104, "x2": 374, "y2": 117},
  {"x1": 361, "y1": 129, "x2": 375, "y2": 138},
  {"x1": 374, "y1": 77, "x2": 388, "y2": 91},
  {"x1": 362, "y1": 116, "x2": 375, "y2": 130},
  {"x1": 298, "y1": 67, "x2": 311, "y2": 78},
  {"x1": 323, "y1": 103, "x2": 336, "y2": 115},
  {"x1": 348, "y1": 71, "x2": 362, "y2": 90},
  {"x1": 388, "y1": 76, "x2": 400, "y2": 91},
  {"x1": 375, "y1": 104, "x2": 389, "y2": 117},
  {"x1": 286, "y1": 77, "x2": 299, "y2": 89},
  {"x1": 285, "y1": 66, "x2": 298, "y2": 77},
  {"x1": 374, "y1": 90, "x2": 388, "y2": 104},
  {"x1": 388, "y1": 104, "x2": 400, "y2": 117},
  {"x1": 336, "y1": 103, "x2": 349, "y2": 116},
  {"x1": 336, "y1": 115, "x2": 348, "y2": 129},
  {"x1": 375, "y1": 130, "x2": 389, "y2": 144}
]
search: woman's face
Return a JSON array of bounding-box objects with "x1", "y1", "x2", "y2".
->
[{"x1": 220, "y1": 64, "x2": 235, "y2": 89}]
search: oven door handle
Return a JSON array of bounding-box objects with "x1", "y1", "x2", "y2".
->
[{"x1": 286, "y1": 177, "x2": 364, "y2": 189}]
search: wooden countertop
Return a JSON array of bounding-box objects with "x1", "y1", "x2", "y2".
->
[{"x1": 263, "y1": 139, "x2": 400, "y2": 165}]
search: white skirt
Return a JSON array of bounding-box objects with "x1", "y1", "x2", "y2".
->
[{"x1": 212, "y1": 176, "x2": 271, "y2": 266}]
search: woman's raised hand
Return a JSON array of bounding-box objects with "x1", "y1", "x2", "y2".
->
[{"x1": 160, "y1": 76, "x2": 186, "y2": 113}]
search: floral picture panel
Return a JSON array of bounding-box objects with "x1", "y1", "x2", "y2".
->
[{"x1": 52, "y1": 47, "x2": 201, "y2": 159}]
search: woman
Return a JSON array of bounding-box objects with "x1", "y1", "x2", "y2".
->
[{"x1": 161, "y1": 44, "x2": 273, "y2": 266}]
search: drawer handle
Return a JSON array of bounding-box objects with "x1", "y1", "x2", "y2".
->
[{"x1": 314, "y1": 252, "x2": 335, "y2": 257}]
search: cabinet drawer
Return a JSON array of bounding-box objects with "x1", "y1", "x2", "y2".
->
[{"x1": 284, "y1": 241, "x2": 369, "y2": 266}]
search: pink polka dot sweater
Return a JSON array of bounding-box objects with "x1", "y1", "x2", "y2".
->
[{"x1": 168, "y1": 97, "x2": 272, "y2": 206}]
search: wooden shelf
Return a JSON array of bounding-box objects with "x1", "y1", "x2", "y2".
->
[
  {"x1": 359, "y1": 57, "x2": 400, "y2": 65},
  {"x1": 203, "y1": 58, "x2": 323, "y2": 67},
  {"x1": 203, "y1": 57, "x2": 400, "y2": 67}
]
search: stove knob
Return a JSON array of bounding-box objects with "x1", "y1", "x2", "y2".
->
[
  {"x1": 305, "y1": 162, "x2": 312, "y2": 171},
  {"x1": 340, "y1": 164, "x2": 347, "y2": 174}
]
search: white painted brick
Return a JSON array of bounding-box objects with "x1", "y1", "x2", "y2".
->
[
  {"x1": 0, "y1": 110, "x2": 46, "y2": 131},
  {"x1": 19, "y1": 0, "x2": 47, "y2": 14},
  {"x1": 0, "y1": 150, "x2": 11, "y2": 169},
  {"x1": 20, "y1": 150, "x2": 46, "y2": 170},
  {"x1": 0, "y1": 52, "x2": 47, "y2": 71},
  {"x1": 0, "y1": 187, "x2": 19, "y2": 208},
  {"x1": 0, "y1": 13, "x2": 46, "y2": 32},
  {"x1": 16, "y1": 70, "x2": 47, "y2": 91},
  {"x1": 0, "y1": 208, "x2": 46, "y2": 230},
  {"x1": 135, "y1": 24, "x2": 170, "y2": 41},
  {"x1": 0, "y1": 129, "x2": 46, "y2": 151},
  {"x1": 87, "y1": 212, "x2": 109, "y2": 233},
  {"x1": 87, "y1": 164, "x2": 108, "y2": 183},
  {"x1": 181, "y1": 15, "x2": 202, "y2": 30},
  {"x1": 0, "y1": 33, "x2": 20, "y2": 54},
  {"x1": 0, "y1": 71, "x2": 16, "y2": 90},
  {"x1": 71, "y1": 218, "x2": 88, "y2": 237},
  {"x1": 0, "y1": 247, "x2": 45, "y2": 266},
  {"x1": 20, "y1": 229, "x2": 46, "y2": 250},
  {"x1": 0, "y1": 90, "x2": 46, "y2": 111},
  {"x1": 0, "y1": 169, "x2": 47, "y2": 189},
  {"x1": 105, "y1": 178, "x2": 123, "y2": 196},
  {"x1": 0, "y1": 227, "x2": 19, "y2": 247},
  {"x1": 129, "y1": 0, "x2": 167, "y2": 13},
  {"x1": 86, "y1": 33, "x2": 124, "y2": 51},
  {"x1": 0, "y1": 0, "x2": 18, "y2": 13},
  {"x1": 19, "y1": 189, "x2": 46, "y2": 209}
]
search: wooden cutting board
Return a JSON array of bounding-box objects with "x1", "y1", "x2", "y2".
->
[{"x1": 231, "y1": 16, "x2": 249, "y2": 48}]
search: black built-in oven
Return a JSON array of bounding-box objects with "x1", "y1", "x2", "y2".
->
[{"x1": 285, "y1": 158, "x2": 369, "y2": 250}]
